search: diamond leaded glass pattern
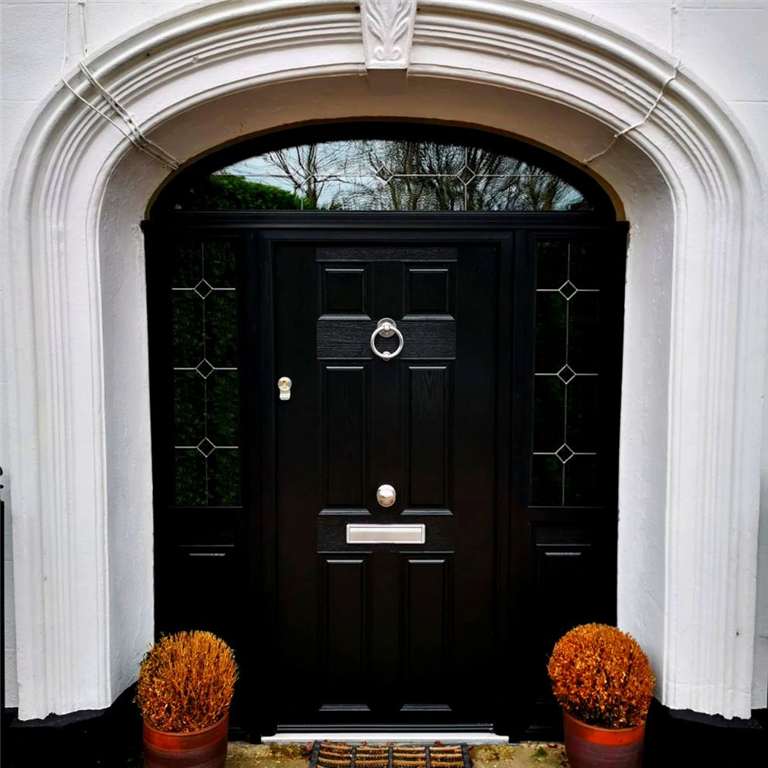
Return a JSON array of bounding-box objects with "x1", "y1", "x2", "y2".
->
[
  {"x1": 170, "y1": 238, "x2": 240, "y2": 505},
  {"x1": 172, "y1": 138, "x2": 594, "y2": 212},
  {"x1": 531, "y1": 239, "x2": 601, "y2": 506}
]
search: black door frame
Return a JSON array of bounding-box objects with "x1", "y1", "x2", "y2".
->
[{"x1": 144, "y1": 212, "x2": 626, "y2": 741}]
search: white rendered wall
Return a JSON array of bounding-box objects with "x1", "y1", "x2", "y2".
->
[
  {"x1": 565, "y1": 1, "x2": 767, "y2": 711},
  {"x1": 1, "y1": 0, "x2": 766, "y2": 718},
  {"x1": 559, "y1": 1, "x2": 768, "y2": 170}
]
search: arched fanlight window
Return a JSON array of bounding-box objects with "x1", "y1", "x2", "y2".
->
[{"x1": 153, "y1": 123, "x2": 614, "y2": 215}]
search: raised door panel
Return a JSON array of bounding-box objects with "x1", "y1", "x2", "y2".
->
[
  {"x1": 322, "y1": 266, "x2": 370, "y2": 316},
  {"x1": 400, "y1": 557, "x2": 453, "y2": 712},
  {"x1": 319, "y1": 557, "x2": 372, "y2": 712},
  {"x1": 323, "y1": 365, "x2": 369, "y2": 511},
  {"x1": 406, "y1": 365, "x2": 451, "y2": 511}
]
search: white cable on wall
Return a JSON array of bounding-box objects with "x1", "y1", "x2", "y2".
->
[
  {"x1": 60, "y1": 0, "x2": 180, "y2": 171},
  {"x1": 583, "y1": 59, "x2": 682, "y2": 166}
]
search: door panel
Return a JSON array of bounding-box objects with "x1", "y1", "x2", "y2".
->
[
  {"x1": 324, "y1": 365, "x2": 368, "y2": 509},
  {"x1": 407, "y1": 365, "x2": 450, "y2": 509},
  {"x1": 320, "y1": 556, "x2": 370, "y2": 710},
  {"x1": 402, "y1": 556, "x2": 452, "y2": 709},
  {"x1": 317, "y1": 319, "x2": 457, "y2": 359},
  {"x1": 270, "y1": 236, "x2": 503, "y2": 727}
]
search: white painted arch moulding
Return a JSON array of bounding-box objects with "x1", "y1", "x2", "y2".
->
[{"x1": 4, "y1": 0, "x2": 766, "y2": 722}]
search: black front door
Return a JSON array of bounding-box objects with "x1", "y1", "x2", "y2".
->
[
  {"x1": 148, "y1": 215, "x2": 625, "y2": 739},
  {"x1": 261, "y1": 230, "x2": 512, "y2": 728}
]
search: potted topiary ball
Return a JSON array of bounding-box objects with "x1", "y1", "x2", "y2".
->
[
  {"x1": 135, "y1": 630, "x2": 238, "y2": 768},
  {"x1": 547, "y1": 623, "x2": 655, "y2": 768}
]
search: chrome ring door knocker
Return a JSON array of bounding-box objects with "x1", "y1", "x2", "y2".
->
[{"x1": 370, "y1": 318, "x2": 404, "y2": 361}]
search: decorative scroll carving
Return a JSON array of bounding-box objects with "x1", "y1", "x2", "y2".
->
[{"x1": 361, "y1": 0, "x2": 417, "y2": 70}]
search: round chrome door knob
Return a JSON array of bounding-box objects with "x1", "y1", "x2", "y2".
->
[{"x1": 376, "y1": 484, "x2": 397, "y2": 507}]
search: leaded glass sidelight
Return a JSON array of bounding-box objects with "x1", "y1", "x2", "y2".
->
[
  {"x1": 531, "y1": 239, "x2": 602, "y2": 506},
  {"x1": 168, "y1": 238, "x2": 241, "y2": 506},
  {"x1": 160, "y1": 126, "x2": 609, "y2": 213}
]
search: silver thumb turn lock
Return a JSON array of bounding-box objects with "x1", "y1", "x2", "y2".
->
[{"x1": 278, "y1": 377, "x2": 292, "y2": 401}]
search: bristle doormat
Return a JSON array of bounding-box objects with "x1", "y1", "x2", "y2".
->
[{"x1": 310, "y1": 742, "x2": 471, "y2": 768}]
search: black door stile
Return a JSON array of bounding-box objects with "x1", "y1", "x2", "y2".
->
[
  {"x1": 491, "y1": 232, "x2": 516, "y2": 737},
  {"x1": 144, "y1": 215, "x2": 626, "y2": 740},
  {"x1": 244, "y1": 230, "x2": 277, "y2": 736}
]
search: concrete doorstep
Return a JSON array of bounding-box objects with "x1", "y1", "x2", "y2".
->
[{"x1": 226, "y1": 743, "x2": 569, "y2": 768}]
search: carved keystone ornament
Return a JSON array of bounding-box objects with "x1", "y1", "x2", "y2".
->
[{"x1": 361, "y1": 0, "x2": 418, "y2": 70}]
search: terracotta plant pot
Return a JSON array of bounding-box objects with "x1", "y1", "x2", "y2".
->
[
  {"x1": 142, "y1": 712, "x2": 229, "y2": 768},
  {"x1": 563, "y1": 709, "x2": 645, "y2": 768}
]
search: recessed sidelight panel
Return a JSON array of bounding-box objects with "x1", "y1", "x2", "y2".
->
[
  {"x1": 407, "y1": 366, "x2": 451, "y2": 508},
  {"x1": 401, "y1": 557, "x2": 453, "y2": 709},
  {"x1": 320, "y1": 558, "x2": 371, "y2": 710},
  {"x1": 535, "y1": 544, "x2": 594, "y2": 643},
  {"x1": 324, "y1": 365, "x2": 368, "y2": 508},
  {"x1": 165, "y1": 544, "x2": 239, "y2": 642},
  {"x1": 529, "y1": 525, "x2": 614, "y2": 715}
]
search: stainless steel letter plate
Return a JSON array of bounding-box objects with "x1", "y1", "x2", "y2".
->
[{"x1": 346, "y1": 524, "x2": 425, "y2": 545}]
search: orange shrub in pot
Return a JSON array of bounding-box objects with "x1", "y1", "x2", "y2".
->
[
  {"x1": 135, "y1": 630, "x2": 238, "y2": 768},
  {"x1": 136, "y1": 630, "x2": 238, "y2": 732},
  {"x1": 548, "y1": 622, "x2": 654, "y2": 728},
  {"x1": 547, "y1": 623, "x2": 655, "y2": 768}
]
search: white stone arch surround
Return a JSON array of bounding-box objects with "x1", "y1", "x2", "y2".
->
[{"x1": 4, "y1": 0, "x2": 766, "y2": 723}]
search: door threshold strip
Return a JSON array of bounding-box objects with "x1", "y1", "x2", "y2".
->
[{"x1": 262, "y1": 733, "x2": 509, "y2": 744}]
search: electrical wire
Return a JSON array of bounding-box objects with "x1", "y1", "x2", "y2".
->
[
  {"x1": 584, "y1": 59, "x2": 682, "y2": 166},
  {"x1": 60, "y1": 0, "x2": 180, "y2": 170}
]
